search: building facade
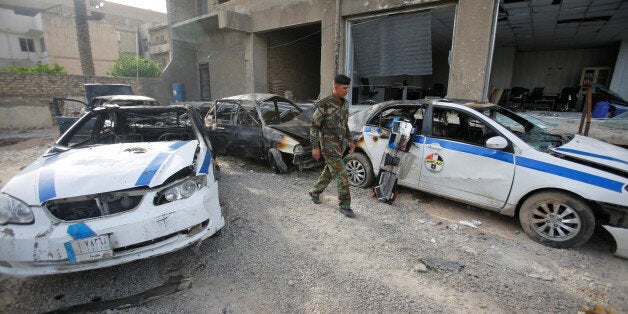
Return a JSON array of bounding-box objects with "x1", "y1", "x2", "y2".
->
[
  {"x1": 164, "y1": 0, "x2": 628, "y2": 104},
  {"x1": 0, "y1": 0, "x2": 167, "y2": 76}
]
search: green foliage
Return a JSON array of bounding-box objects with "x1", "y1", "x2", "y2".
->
[
  {"x1": 0, "y1": 62, "x2": 67, "y2": 74},
  {"x1": 107, "y1": 55, "x2": 163, "y2": 78}
]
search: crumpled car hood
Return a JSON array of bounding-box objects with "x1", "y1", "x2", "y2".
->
[
  {"x1": 2, "y1": 141, "x2": 198, "y2": 205},
  {"x1": 551, "y1": 135, "x2": 628, "y2": 172},
  {"x1": 267, "y1": 107, "x2": 314, "y2": 141}
]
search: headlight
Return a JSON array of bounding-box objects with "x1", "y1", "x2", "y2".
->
[
  {"x1": 0, "y1": 194, "x2": 34, "y2": 225},
  {"x1": 155, "y1": 176, "x2": 207, "y2": 205}
]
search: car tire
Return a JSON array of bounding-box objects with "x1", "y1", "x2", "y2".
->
[
  {"x1": 519, "y1": 191, "x2": 595, "y2": 248},
  {"x1": 343, "y1": 152, "x2": 374, "y2": 188},
  {"x1": 268, "y1": 148, "x2": 288, "y2": 174}
]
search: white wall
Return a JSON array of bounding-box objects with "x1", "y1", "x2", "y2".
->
[
  {"x1": 0, "y1": 8, "x2": 46, "y2": 67},
  {"x1": 511, "y1": 47, "x2": 618, "y2": 95},
  {"x1": 609, "y1": 40, "x2": 628, "y2": 100}
]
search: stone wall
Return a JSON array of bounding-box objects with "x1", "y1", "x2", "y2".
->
[{"x1": 0, "y1": 72, "x2": 151, "y2": 129}]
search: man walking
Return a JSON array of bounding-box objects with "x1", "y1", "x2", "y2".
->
[{"x1": 308, "y1": 74, "x2": 356, "y2": 218}]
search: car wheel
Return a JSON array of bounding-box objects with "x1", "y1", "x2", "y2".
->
[
  {"x1": 519, "y1": 191, "x2": 595, "y2": 248},
  {"x1": 268, "y1": 148, "x2": 288, "y2": 174},
  {"x1": 343, "y1": 152, "x2": 374, "y2": 188}
]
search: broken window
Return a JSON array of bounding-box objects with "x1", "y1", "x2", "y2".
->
[
  {"x1": 19, "y1": 38, "x2": 35, "y2": 52},
  {"x1": 432, "y1": 107, "x2": 496, "y2": 146},
  {"x1": 236, "y1": 106, "x2": 260, "y2": 126},
  {"x1": 213, "y1": 102, "x2": 238, "y2": 124},
  {"x1": 367, "y1": 106, "x2": 424, "y2": 133}
]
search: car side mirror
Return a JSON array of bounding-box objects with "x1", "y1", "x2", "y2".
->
[{"x1": 486, "y1": 136, "x2": 508, "y2": 149}]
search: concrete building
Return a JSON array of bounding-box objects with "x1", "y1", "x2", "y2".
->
[
  {"x1": 148, "y1": 24, "x2": 171, "y2": 68},
  {"x1": 0, "y1": 0, "x2": 166, "y2": 75},
  {"x1": 163, "y1": 0, "x2": 628, "y2": 105}
]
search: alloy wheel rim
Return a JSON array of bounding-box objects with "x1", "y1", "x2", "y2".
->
[
  {"x1": 530, "y1": 201, "x2": 581, "y2": 241},
  {"x1": 346, "y1": 159, "x2": 365, "y2": 185}
]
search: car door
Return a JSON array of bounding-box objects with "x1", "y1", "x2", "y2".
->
[
  {"x1": 417, "y1": 106, "x2": 516, "y2": 209},
  {"x1": 206, "y1": 101, "x2": 238, "y2": 155},
  {"x1": 231, "y1": 103, "x2": 264, "y2": 159}
]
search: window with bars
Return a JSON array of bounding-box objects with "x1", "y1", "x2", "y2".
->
[{"x1": 19, "y1": 38, "x2": 35, "y2": 52}]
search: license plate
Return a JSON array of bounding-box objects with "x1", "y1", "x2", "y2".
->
[{"x1": 65, "y1": 234, "x2": 113, "y2": 264}]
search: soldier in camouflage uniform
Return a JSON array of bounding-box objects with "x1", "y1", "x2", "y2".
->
[{"x1": 308, "y1": 74, "x2": 356, "y2": 218}]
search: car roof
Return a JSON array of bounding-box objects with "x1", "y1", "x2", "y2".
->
[
  {"x1": 366, "y1": 98, "x2": 495, "y2": 111},
  {"x1": 93, "y1": 104, "x2": 191, "y2": 112},
  {"x1": 220, "y1": 93, "x2": 291, "y2": 103},
  {"x1": 92, "y1": 95, "x2": 157, "y2": 101}
]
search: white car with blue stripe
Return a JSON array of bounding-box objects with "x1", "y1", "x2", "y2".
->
[
  {"x1": 0, "y1": 105, "x2": 225, "y2": 276},
  {"x1": 345, "y1": 99, "x2": 627, "y2": 257}
]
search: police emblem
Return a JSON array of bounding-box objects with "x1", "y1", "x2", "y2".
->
[{"x1": 425, "y1": 153, "x2": 444, "y2": 173}]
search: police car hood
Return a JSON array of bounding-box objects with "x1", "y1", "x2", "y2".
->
[
  {"x1": 1, "y1": 141, "x2": 198, "y2": 205},
  {"x1": 551, "y1": 135, "x2": 628, "y2": 173}
]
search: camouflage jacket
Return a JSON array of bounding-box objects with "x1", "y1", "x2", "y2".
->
[{"x1": 310, "y1": 93, "x2": 351, "y2": 156}]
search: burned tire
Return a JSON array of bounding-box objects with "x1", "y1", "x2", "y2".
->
[
  {"x1": 343, "y1": 152, "x2": 374, "y2": 188},
  {"x1": 519, "y1": 191, "x2": 595, "y2": 248},
  {"x1": 268, "y1": 148, "x2": 288, "y2": 174}
]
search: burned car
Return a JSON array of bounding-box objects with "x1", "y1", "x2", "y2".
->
[
  {"x1": 55, "y1": 94, "x2": 162, "y2": 135},
  {"x1": 344, "y1": 99, "x2": 628, "y2": 257},
  {"x1": 0, "y1": 104, "x2": 224, "y2": 276},
  {"x1": 204, "y1": 93, "x2": 319, "y2": 173}
]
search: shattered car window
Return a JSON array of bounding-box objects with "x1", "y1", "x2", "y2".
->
[
  {"x1": 477, "y1": 106, "x2": 562, "y2": 152},
  {"x1": 236, "y1": 104, "x2": 261, "y2": 126},
  {"x1": 432, "y1": 107, "x2": 497, "y2": 146},
  {"x1": 259, "y1": 101, "x2": 301, "y2": 125},
  {"x1": 60, "y1": 107, "x2": 196, "y2": 148},
  {"x1": 368, "y1": 106, "x2": 424, "y2": 132},
  {"x1": 214, "y1": 102, "x2": 238, "y2": 123}
]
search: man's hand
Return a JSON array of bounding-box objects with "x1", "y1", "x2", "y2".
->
[
  {"x1": 349, "y1": 141, "x2": 355, "y2": 154},
  {"x1": 312, "y1": 148, "x2": 320, "y2": 161}
]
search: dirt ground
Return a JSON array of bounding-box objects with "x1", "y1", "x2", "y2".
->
[{"x1": 0, "y1": 119, "x2": 626, "y2": 313}]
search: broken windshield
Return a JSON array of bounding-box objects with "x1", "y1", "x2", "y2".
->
[{"x1": 477, "y1": 106, "x2": 563, "y2": 152}]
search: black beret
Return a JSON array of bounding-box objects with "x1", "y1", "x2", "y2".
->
[{"x1": 334, "y1": 74, "x2": 351, "y2": 85}]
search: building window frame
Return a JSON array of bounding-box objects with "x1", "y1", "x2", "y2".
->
[{"x1": 19, "y1": 38, "x2": 35, "y2": 52}]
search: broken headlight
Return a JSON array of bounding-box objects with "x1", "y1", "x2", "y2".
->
[
  {"x1": 0, "y1": 194, "x2": 34, "y2": 225},
  {"x1": 154, "y1": 176, "x2": 207, "y2": 205}
]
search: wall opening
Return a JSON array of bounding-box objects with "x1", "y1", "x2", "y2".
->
[
  {"x1": 346, "y1": 5, "x2": 455, "y2": 106},
  {"x1": 265, "y1": 23, "x2": 321, "y2": 103}
]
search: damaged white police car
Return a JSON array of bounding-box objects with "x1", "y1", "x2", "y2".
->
[
  {"x1": 345, "y1": 99, "x2": 628, "y2": 258},
  {"x1": 0, "y1": 104, "x2": 224, "y2": 276}
]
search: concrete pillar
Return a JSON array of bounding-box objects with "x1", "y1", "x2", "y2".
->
[
  {"x1": 447, "y1": 0, "x2": 498, "y2": 102},
  {"x1": 609, "y1": 40, "x2": 628, "y2": 100},
  {"x1": 244, "y1": 33, "x2": 267, "y2": 93},
  {"x1": 319, "y1": 1, "x2": 338, "y2": 98}
]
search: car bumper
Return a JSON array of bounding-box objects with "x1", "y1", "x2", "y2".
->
[
  {"x1": 0, "y1": 182, "x2": 224, "y2": 277},
  {"x1": 293, "y1": 152, "x2": 322, "y2": 170},
  {"x1": 602, "y1": 225, "x2": 628, "y2": 259}
]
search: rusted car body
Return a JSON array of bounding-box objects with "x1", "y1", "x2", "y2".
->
[{"x1": 204, "y1": 93, "x2": 319, "y2": 173}]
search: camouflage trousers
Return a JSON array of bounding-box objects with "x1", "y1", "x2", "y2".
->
[{"x1": 311, "y1": 154, "x2": 351, "y2": 209}]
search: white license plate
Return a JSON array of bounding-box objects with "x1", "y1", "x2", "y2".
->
[{"x1": 65, "y1": 234, "x2": 113, "y2": 264}]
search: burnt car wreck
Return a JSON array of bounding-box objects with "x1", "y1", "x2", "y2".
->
[{"x1": 204, "y1": 93, "x2": 320, "y2": 173}]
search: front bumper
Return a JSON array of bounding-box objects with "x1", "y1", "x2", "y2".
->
[
  {"x1": 293, "y1": 151, "x2": 322, "y2": 170},
  {"x1": 603, "y1": 225, "x2": 628, "y2": 259},
  {"x1": 0, "y1": 181, "x2": 224, "y2": 277}
]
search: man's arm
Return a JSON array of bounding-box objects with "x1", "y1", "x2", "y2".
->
[{"x1": 310, "y1": 104, "x2": 324, "y2": 160}]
